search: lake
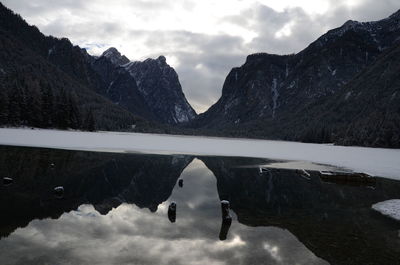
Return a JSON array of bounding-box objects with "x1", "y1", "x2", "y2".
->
[{"x1": 0, "y1": 145, "x2": 400, "y2": 265}]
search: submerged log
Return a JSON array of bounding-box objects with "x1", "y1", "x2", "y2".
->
[
  {"x1": 319, "y1": 171, "x2": 376, "y2": 186},
  {"x1": 168, "y1": 202, "x2": 176, "y2": 223}
]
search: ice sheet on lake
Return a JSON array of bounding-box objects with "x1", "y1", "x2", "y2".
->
[
  {"x1": 1, "y1": 128, "x2": 400, "y2": 180},
  {"x1": 372, "y1": 200, "x2": 400, "y2": 221}
]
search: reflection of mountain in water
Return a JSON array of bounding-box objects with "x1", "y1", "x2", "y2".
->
[
  {"x1": 202, "y1": 157, "x2": 400, "y2": 265},
  {"x1": 1, "y1": 147, "x2": 400, "y2": 265},
  {"x1": 0, "y1": 146, "x2": 192, "y2": 238}
]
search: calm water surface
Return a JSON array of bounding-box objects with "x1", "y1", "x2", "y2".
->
[{"x1": 0, "y1": 146, "x2": 400, "y2": 265}]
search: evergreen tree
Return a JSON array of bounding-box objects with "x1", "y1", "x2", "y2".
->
[
  {"x1": 0, "y1": 87, "x2": 9, "y2": 124},
  {"x1": 55, "y1": 88, "x2": 69, "y2": 129},
  {"x1": 41, "y1": 83, "x2": 54, "y2": 127},
  {"x1": 85, "y1": 109, "x2": 96, "y2": 132},
  {"x1": 8, "y1": 83, "x2": 22, "y2": 125},
  {"x1": 67, "y1": 91, "x2": 81, "y2": 129},
  {"x1": 26, "y1": 85, "x2": 43, "y2": 127}
]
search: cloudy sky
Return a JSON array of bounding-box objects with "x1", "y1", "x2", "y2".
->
[{"x1": 2, "y1": 0, "x2": 400, "y2": 113}]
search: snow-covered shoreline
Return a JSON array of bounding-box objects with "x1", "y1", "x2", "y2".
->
[
  {"x1": 372, "y1": 200, "x2": 400, "y2": 221},
  {"x1": 1, "y1": 128, "x2": 400, "y2": 180}
]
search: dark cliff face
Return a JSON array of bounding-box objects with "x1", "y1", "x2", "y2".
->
[
  {"x1": 89, "y1": 48, "x2": 197, "y2": 124},
  {"x1": 90, "y1": 52, "x2": 157, "y2": 121},
  {"x1": 194, "y1": 10, "x2": 400, "y2": 147},
  {"x1": 124, "y1": 56, "x2": 197, "y2": 124}
]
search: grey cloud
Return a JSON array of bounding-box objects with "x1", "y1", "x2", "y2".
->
[
  {"x1": 125, "y1": 30, "x2": 249, "y2": 112},
  {"x1": 2, "y1": 0, "x2": 87, "y2": 16}
]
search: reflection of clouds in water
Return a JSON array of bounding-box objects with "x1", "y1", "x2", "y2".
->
[
  {"x1": 0, "y1": 159, "x2": 327, "y2": 265},
  {"x1": 263, "y1": 242, "x2": 282, "y2": 262}
]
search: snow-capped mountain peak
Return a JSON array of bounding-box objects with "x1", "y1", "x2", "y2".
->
[{"x1": 101, "y1": 47, "x2": 130, "y2": 66}]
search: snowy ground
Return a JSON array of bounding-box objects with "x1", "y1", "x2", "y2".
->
[
  {"x1": 372, "y1": 200, "x2": 400, "y2": 221},
  {"x1": 1, "y1": 128, "x2": 400, "y2": 180}
]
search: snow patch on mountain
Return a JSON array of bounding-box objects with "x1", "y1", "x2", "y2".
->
[
  {"x1": 101, "y1": 47, "x2": 130, "y2": 66},
  {"x1": 271, "y1": 78, "x2": 279, "y2": 118}
]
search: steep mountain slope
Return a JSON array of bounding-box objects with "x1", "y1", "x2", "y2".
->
[
  {"x1": 0, "y1": 3, "x2": 196, "y2": 127},
  {"x1": 194, "y1": 10, "x2": 400, "y2": 147},
  {"x1": 123, "y1": 55, "x2": 197, "y2": 124},
  {"x1": 90, "y1": 49, "x2": 157, "y2": 120},
  {"x1": 0, "y1": 25, "x2": 139, "y2": 130},
  {"x1": 92, "y1": 48, "x2": 197, "y2": 124},
  {"x1": 292, "y1": 42, "x2": 400, "y2": 147}
]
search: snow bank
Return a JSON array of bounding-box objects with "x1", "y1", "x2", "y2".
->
[
  {"x1": 372, "y1": 200, "x2": 400, "y2": 221},
  {"x1": 1, "y1": 128, "x2": 400, "y2": 180}
]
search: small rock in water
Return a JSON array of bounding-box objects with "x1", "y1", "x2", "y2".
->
[
  {"x1": 168, "y1": 202, "x2": 177, "y2": 223},
  {"x1": 178, "y1": 179, "x2": 183, "y2": 187},
  {"x1": 53, "y1": 186, "x2": 64, "y2": 199},
  {"x1": 3, "y1": 177, "x2": 13, "y2": 186}
]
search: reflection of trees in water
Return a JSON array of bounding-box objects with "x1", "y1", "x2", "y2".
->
[
  {"x1": 1, "y1": 147, "x2": 400, "y2": 265},
  {"x1": 0, "y1": 146, "x2": 192, "y2": 238},
  {"x1": 201, "y1": 156, "x2": 400, "y2": 265}
]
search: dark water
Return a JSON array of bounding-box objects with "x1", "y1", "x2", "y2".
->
[{"x1": 0, "y1": 146, "x2": 400, "y2": 265}]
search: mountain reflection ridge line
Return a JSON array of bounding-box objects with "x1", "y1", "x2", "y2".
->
[{"x1": 0, "y1": 128, "x2": 400, "y2": 180}]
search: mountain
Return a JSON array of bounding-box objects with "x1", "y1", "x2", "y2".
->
[
  {"x1": 0, "y1": 3, "x2": 195, "y2": 131},
  {"x1": 93, "y1": 48, "x2": 197, "y2": 124},
  {"x1": 0, "y1": 4, "x2": 147, "y2": 131},
  {"x1": 0, "y1": 3, "x2": 147, "y2": 130},
  {"x1": 123, "y1": 56, "x2": 197, "y2": 124},
  {"x1": 90, "y1": 49, "x2": 157, "y2": 121},
  {"x1": 193, "y1": 10, "x2": 400, "y2": 147},
  {"x1": 101, "y1": 47, "x2": 129, "y2": 66},
  {"x1": 296, "y1": 42, "x2": 400, "y2": 147}
]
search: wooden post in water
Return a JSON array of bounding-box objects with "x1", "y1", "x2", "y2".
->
[{"x1": 219, "y1": 200, "x2": 232, "y2": 240}]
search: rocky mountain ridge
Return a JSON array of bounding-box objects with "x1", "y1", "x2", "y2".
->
[
  {"x1": 90, "y1": 46, "x2": 197, "y2": 124},
  {"x1": 0, "y1": 2, "x2": 196, "y2": 128},
  {"x1": 191, "y1": 9, "x2": 400, "y2": 147}
]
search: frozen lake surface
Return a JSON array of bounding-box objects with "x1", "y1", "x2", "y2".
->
[{"x1": 1, "y1": 128, "x2": 400, "y2": 180}]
